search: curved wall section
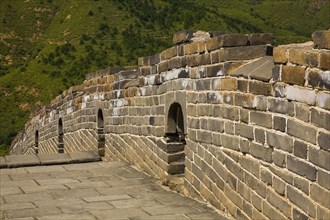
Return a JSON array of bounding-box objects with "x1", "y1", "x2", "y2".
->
[{"x1": 11, "y1": 30, "x2": 330, "y2": 220}]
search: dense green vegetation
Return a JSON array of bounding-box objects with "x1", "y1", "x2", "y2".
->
[{"x1": 0, "y1": 0, "x2": 329, "y2": 155}]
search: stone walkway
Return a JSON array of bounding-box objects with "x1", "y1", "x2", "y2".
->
[{"x1": 0, "y1": 160, "x2": 230, "y2": 220}]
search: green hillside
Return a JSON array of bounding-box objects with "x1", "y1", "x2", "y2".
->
[{"x1": 0, "y1": 0, "x2": 329, "y2": 155}]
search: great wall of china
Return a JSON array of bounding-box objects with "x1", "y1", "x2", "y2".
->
[{"x1": 8, "y1": 30, "x2": 330, "y2": 219}]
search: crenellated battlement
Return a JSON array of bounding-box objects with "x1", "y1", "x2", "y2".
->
[{"x1": 9, "y1": 30, "x2": 330, "y2": 220}]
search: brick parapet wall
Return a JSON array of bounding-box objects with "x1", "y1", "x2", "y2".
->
[{"x1": 10, "y1": 30, "x2": 330, "y2": 220}]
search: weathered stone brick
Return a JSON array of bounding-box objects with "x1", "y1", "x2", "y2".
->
[
  {"x1": 222, "y1": 34, "x2": 248, "y2": 47},
  {"x1": 316, "y1": 91, "x2": 330, "y2": 110},
  {"x1": 273, "y1": 176, "x2": 286, "y2": 196},
  {"x1": 273, "y1": 47, "x2": 287, "y2": 63},
  {"x1": 206, "y1": 64, "x2": 224, "y2": 77},
  {"x1": 293, "y1": 176, "x2": 309, "y2": 195},
  {"x1": 173, "y1": 30, "x2": 194, "y2": 44},
  {"x1": 138, "y1": 56, "x2": 149, "y2": 66},
  {"x1": 211, "y1": 133, "x2": 221, "y2": 146},
  {"x1": 287, "y1": 185, "x2": 316, "y2": 218},
  {"x1": 319, "y1": 51, "x2": 330, "y2": 69},
  {"x1": 294, "y1": 102, "x2": 310, "y2": 123},
  {"x1": 210, "y1": 51, "x2": 219, "y2": 64},
  {"x1": 269, "y1": 98, "x2": 294, "y2": 116},
  {"x1": 293, "y1": 208, "x2": 308, "y2": 220},
  {"x1": 242, "y1": 200, "x2": 253, "y2": 218},
  {"x1": 251, "y1": 192, "x2": 262, "y2": 212},
  {"x1": 212, "y1": 105, "x2": 221, "y2": 117},
  {"x1": 285, "y1": 85, "x2": 316, "y2": 105},
  {"x1": 178, "y1": 45, "x2": 184, "y2": 56},
  {"x1": 287, "y1": 155, "x2": 317, "y2": 181},
  {"x1": 288, "y1": 49, "x2": 319, "y2": 67},
  {"x1": 224, "y1": 156, "x2": 243, "y2": 181},
  {"x1": 273, "y1": 82, "x2": 286, "y2": 98},
  {"x1": 164, "y1": 46, "x2": 178, "y2": 59},
  {"x1": 239, "y1": 156, "x2": 259, "y2": 178},
  {"x1": 196, "y1": 104, "x2": 213, "y2": 116},
  {"x1": 206, "y1": 92, "x2": 221, "y2": 104},
  {"x1": 208, "y1": 119, "x2": 224, "y2": 133},
  {"x1": 260, "y1": 168, "x2": 272, "y2": 186},
  {"x1": 248, "y1": 33, "x2": 273, "y2": 45},
  {"x1": 186, "y1": 55, "x2": 198, "y2": 67},
  {"x1": 270, "y1": 165, "x2": 294, "y2": 185},
  {"x1": 282, "y1": 65, "x2": 306, "y2": 86},
  {"x1": 307, "y1": 69, "x2": 330, "y2": 90},
  {"x1": 221, "y1": 134, "x2": 239, "y2": 151},
  {"x1": 188, "y1": 118, "x2": 199, "y2": 129},
  {"x1": 237, "y1": 79, "x2": 248, "y2": 92},
  {"x1": 199, "y1": 54, "x2": 211, "y2": 65},
  {"x1": 293, "y1": 140, "x2": 308, "y2": 159},
  {"x1": 287, "y1": 119, "x2": 317, "y2": 144},
  {"x1": 224, "y1": 121, "x2": 235, "y2": 135},
  {"x1": 235, "y1": 123, "x2": 254, "y2": 140},
  {"x1": 310, "y1": 184, "x2": 330, "y2": 210},
  {"x1": 266, "y1": 188, "x2": 291, "y2": 218},
  {"x1": 206, "y1": 37, "x2": 223, "y2": 51},
  {"x1": 224, "y1": 185, "x2": 243, "y2": 209},
  {"x1": 250, "y1": 142, "x2": 273, "y2": 163},
  {"x1": 312, "y1": 30, "x2": 330, "y2": 49},
  {"x1": 158, "y1": 61, "x2": 168, "y2": 73},
  {"x1": 219, "y1": 45, "x2": 271, "y2": 62},
  {"x1": 263, "y1": 200, "x2": 287, "y2": 220},
  {"x1": 311, "y1": 108, "x2": 330, "y2": 131},
  {"x1": 318, "y1": 169, "x2": 330, "y2": 190},
  {"x1": 239, "y1": 139, "x2": 250, "y2": 154},
  {"x1": 272, "y1": 65, "x2": 281, "y2": 82},
  {"x1": 267, "y1": 131, "x2": 293, "y2": 153},
  {"x1": 238, "y1": 181, "x2": 252, "y2": 201},
  {"x1": 149, "y1": 54, "x2": 160, "y2": 65},
  {"x1": 196, "y1": 79, "x2": 212, "y2": 90},
  {"x1": 252, "y1": 209, "x2": 268, "y2": 220},
  {"x1": 251, "y1": 111, "x2": 272, "y2": 129},
  {"x1": 309, "y1": 147, "x2": 330, "y2": 171},
  {"x1": 220, "y1": 106, "x2": 239, "y2": 121},
  {"x1": 273, "y1": 149, "x2": 286, "y2": 167},
  {"x1": 255, "y1": 128, "x2": 265, "y2": 144},
  {"x1": 168, "y1": 57, "x2": 181, "y2": 69},
  {"x1": 318, "y1": 131, "x2": 330, "y2": 151},
  {"x1": 235, "y1": 94, "x2": 255, "y2": 109},
  {"x1": 184, "y1": 42, "x2": 199, "y2": 55},
  {"x1": 273, "y1": 116, "x2": 286, "y2": 132},
  {"x1": 140, "y1": 67, "x2": 151, "y2": 76},
  {"x1": 248, "y1": 81, "x2": 272, "y2": 96},
  {"x1": 317, "y1": 206, "x2": 330, "y2": 220},
  {"x1": 220, "y1": 78, "x2": 237, "y2": 91},
  {"x1": 240, "y1": 109, "x2": 249, "y2": 123}
]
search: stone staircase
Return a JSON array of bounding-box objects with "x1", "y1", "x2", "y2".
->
[
  {"x1": 162, "y1": 134, "x2": 186, "y2": 175},
  {"x1": 159, "y1": 134, "x2": 186, "y2": 194},
  {"x1": 97, "y1": 128, "x2": 105, "y2": 157}
]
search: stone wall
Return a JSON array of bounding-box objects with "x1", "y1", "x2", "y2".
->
[{"x1": 11, "y1": 30, "x2": 330, "y2": 219}]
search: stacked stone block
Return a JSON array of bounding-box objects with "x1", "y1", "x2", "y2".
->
[{"x1": 10, "y1": 30, "x2": 330, "y2": 220}]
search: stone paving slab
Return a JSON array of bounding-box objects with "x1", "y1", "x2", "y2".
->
[{"x1": 0, "y1": 161, "x2": 231, "y2": 220}]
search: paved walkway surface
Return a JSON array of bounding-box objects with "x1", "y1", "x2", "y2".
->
[{"x1": 0, "y1": 161, "x2": 230, "y2": 220}]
